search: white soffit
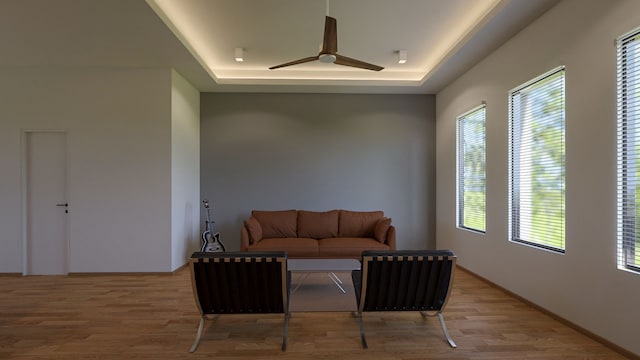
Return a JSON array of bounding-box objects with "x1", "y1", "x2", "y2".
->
[{"x1": 146, "y1": 0, "x2": 507, "y2": 89}]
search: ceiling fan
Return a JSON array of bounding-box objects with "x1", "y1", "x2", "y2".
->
[{"x1": 269, "y1": 14, "x2": 384, "y2": 72}]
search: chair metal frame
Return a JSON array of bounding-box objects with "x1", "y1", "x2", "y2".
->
[
  {"x1": 188, "y1": 251, "x2": 290, "y2": 352},
  {"x1": 353, "y1": 250, "x2": 457, "y2": 349}
]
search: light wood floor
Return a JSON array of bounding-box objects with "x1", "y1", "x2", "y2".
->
[{"x1": 0, "y1": 266, "x2": 632, "y2": 359}]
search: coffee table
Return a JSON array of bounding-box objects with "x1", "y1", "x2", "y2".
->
[{"x1": 287, "y1": 258, "x2": 360, "y2": 294}]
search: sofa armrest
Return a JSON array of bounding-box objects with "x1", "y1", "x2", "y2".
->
[
  {"x1": 386, "y1": 225, "x2": 396, "y2": 250},
  {"x1": 240, "y1": 226, "x2": 250, "y2": 251}
]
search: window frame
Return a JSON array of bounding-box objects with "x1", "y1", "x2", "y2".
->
[
  {"x1": 456, "y1": 103, "x2": 487, "y2": 234},
  {"x1": 508, "y1": 66, "x2": 566, "y2": 253},
  {"x1": 616, "y1": 26, "x2": 640, "y2": 273}
]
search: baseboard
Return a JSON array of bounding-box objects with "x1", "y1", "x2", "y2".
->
[
  {"x1": 70, "y1": 264, "x2": 188, "y2": 276},
  {"x1": 457, "y1": 265, "x2": 639, "y2": 360},
  {"x1": 2, "y1": 264, "x2": 189, "y2": 277},
  {"x1": 0, "y1": 273, "x2": 22, "y2": 277}
]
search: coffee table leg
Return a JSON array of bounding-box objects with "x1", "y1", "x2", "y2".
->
[
  {"x1": 291, "y1": 272, "x2": 310, "y2": 294},
  {"x1": 327, "y1": 272, "x2": 346, "y2": 293},
  {"x1": 329, "y1": 272, "x2": 343, "y2": 284}
]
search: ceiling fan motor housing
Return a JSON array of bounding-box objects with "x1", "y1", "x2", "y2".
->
[{"x1": 319, "y1": 54, "x2": 337, "y2": 63}]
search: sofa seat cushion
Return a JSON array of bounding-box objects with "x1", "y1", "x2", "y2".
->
[
  {"x1": 318, "y1": 237, "x2": 390, "y2": 258},
  {"x1": 338, "y1": 210, "x2": 384, "y2": 237},
  {"x1": 252, "y1": 210, "x2": 298, "y2": 238},
  {"x1": 247, "y1": 237, "x2": 319, "y2": 258},
  {"x1": 298, "y1": 210, "x2": 339, "y2": 239}
]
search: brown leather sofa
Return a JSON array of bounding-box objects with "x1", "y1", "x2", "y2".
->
[{"x1": 240, "y1": 210, "x2": 396, "y2": 258}]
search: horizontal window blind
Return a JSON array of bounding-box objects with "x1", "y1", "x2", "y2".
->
[
  {"x1": 457, "y1": 104, "x2": 486, "y2": 233},
  {"x1": 617, "y1": 28, "x2": 640, "y2": 272},
  {"x1": 509, "y1": 67, "x2": 565, "y2": 252}
]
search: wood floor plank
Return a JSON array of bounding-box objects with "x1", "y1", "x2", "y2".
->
[{"x1": 0, "y1": 267, "x2": 634, "y2": 359}]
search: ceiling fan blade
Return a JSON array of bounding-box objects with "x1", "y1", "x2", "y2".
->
[
  {"x1": 321, "y1": 16, "x2": 337, "y2": 54},
  {"x1": 334, "y1": 54, "x2": 384, "y2": 71},
  {"x1": 269, "y1": 56, "x2": 319, "y2": 70}
]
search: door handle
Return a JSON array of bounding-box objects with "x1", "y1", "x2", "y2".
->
[{"x1": 56, "y1": 203, "x2": 68, "y2": 207}]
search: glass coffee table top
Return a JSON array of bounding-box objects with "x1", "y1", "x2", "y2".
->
[
  {"x1": 287, "y1": 258, "x2": 360, "y2": 272},
  {"x1": 287, "y1": 258, "x2": 360, "y2": 312}
]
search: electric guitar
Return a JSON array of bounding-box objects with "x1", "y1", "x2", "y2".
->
[{"x1": 201, "y1": 199, "x2": 225, "y2": 252}]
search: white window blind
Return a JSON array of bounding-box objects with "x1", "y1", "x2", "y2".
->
[
  {"x1": 509, "y1": 67, "x2": 565, "y2": 252},
  {"x1": 617, "y1": 27, "x2": 640, "y2": 272},
  {"x1": 457, "y1": 104, "x2": 486, "y2": 232}
]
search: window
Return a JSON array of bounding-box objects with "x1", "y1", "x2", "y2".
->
[
  {"x1": 457, "y1": 104, "x2": 486, "y2": 232},
  {"x1": 509, "y1": 67, "x2": 565, "y2": 252},
  {"x1": 617, "y1": 27, "x2": 640, "y2": 272}
]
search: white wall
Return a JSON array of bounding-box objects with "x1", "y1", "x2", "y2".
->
[
  {"x1": 0, "y1": 68, "x2": 174, "y2": 272},
  {"x1": 200, "y1": 93, "x2": 435, "y2": 251},
  {"x1": 170, "y1": 70, "x2": 200, "y2": 270},
  {"x1": 436, "y1": 0, "x2": 640, "y2": 355}
]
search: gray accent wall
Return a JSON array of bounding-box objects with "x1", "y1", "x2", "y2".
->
[{"x1": 201, "y1": 93, "x2": 435, "y2": 251}]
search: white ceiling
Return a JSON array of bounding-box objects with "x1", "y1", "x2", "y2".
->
[{"x1": 0, "y1": 0, "x2": 559, "y2": 94}]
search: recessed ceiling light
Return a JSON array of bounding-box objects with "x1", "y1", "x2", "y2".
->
[
  {"x1": 235, "y1": 47, "x2": 244, "y2": 62},
  {"x1": 398, "y1": 50, "x2": 407, "y2": 64}
]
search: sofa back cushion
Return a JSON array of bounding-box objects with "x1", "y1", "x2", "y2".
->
[
  {"x1": 338, "y1": 210, "x2": 384, "y2": 238},
  {"x1": 298, "y1": 210, "x2": 339, "y2": 239},
  {"x1": 252, "y1": 210, "x2": 298, "y2": 238},
  {"x1": 374, "y1": 217, "x2": 392, "y2": 243},
  {"x1": 244, "y1": 217, "x2": 263, "y2": 244}
]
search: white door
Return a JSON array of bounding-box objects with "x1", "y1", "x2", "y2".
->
[{"x1": 25, "y1": 131, "x2": 68, "y2": 275}]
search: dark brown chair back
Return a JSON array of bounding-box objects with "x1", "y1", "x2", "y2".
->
[
  {"x1": 352, "y1": 250, "x2": 457, "y2": 348},
  {"x1": 188, "y1": 251, "x2": 290, "y2": 352}
]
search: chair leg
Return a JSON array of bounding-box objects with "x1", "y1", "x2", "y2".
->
[
  {"x1": 282, "y1": 312, "x2": 291, "y2": 351},
  {"x1": 189, "y1": 316, "x2": 206, "y2": 353},
  {"x1": 436, "y1": 312, "x2": 457, "y2": 348},
  {"x1": 356, "y1": 311, "x2": 368, "y2": 349},
  {"x1": 419, "y1": 311, "x2": 456, "y2": 348}
]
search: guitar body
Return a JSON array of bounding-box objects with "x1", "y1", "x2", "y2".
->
[{"x1": 201, "y1": 230, "x2": 224, "y2": 252}]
